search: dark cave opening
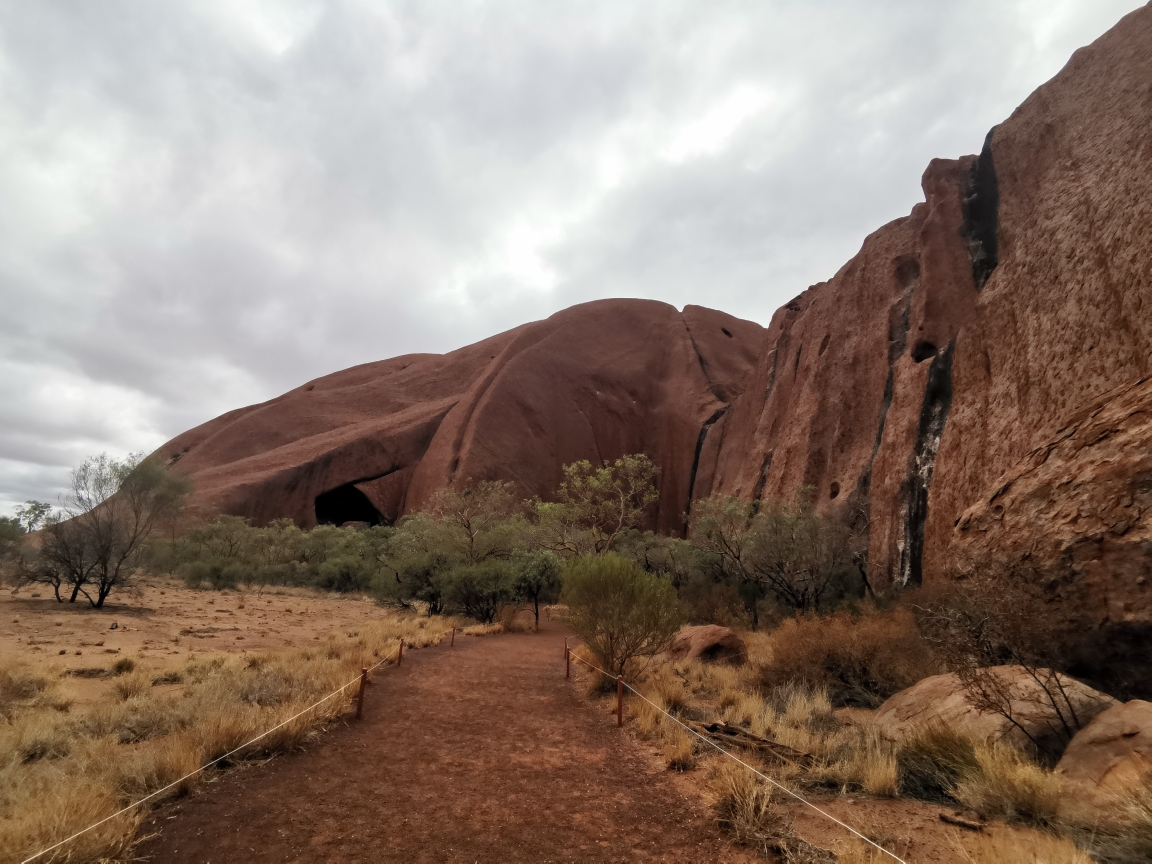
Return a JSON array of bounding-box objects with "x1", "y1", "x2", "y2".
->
[{"x1": 315, "y1": 483, "x2": 384, "y2": 526}]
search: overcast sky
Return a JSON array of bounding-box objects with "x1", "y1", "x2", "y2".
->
[{"x1": 0, "y1": 0, "x2": 1143, "y2": 514}]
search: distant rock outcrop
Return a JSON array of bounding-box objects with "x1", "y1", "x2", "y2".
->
[
  {"x1": 156, "y1": 6, "x2": 1152, "y2": 689},
  {"x1": 160, "y1": 301, "x2": 765, "y2": 536}
]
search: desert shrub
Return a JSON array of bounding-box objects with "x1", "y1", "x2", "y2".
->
[
  {"x1": 952, "y1": 741, "x2": 1062, "y2": 826},
  {"x1": 709, "y1": 760, "x2": 833, "y2": 861},
  {"x1": 895, "y1": 723, "x2": 979, "y2": 802},
  {"x1": 691, "y1": 494, "x2": 864, "y2": 614},
  {"x1": 316, "y1": 555, "x2": 373, "y2": 593},
  {"x1": 562, "y1": 554, "x2": 684, "y2": 677},
  {"x1": 762, "y1": 608, "x2": 936, "y2": 708},
  {"x1": 0, "y1": 662, "x2": 49, "y2": 717},
  {"x1": 111, "y1": 658, "x2": 136, "y2": 676},
  {"x1": 445, "y1": 560, "x2": 514, "y2": 623}
]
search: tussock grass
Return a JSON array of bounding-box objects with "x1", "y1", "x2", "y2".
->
[
  {"x1": 708, "y1": 760, "x2": 834, "y2": 861},
  {"x1": 0, "y1": 612, "x2": 458, "y2": 864},
  {"x1": 955, "y1": 831, "x2": 1093, "y2": 863},
  {"x1": 953, "y1": 742, "x2": 1063, "y2": 826}
]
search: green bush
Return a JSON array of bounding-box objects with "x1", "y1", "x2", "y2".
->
[
  {"x1": 445, "y1": 560, "x2": 514, "y2": 623},
  {"x1": 561, "y1": 554, "x2": 684, "y2": 678}
]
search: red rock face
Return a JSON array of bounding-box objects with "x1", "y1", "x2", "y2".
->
[
  {"x1": 702, "y1": 4, "x2": 1152, "y2": 605},
  {"x1": 157, "y1": 6, "x2": 1152, "y2": 669},
  {"x1": 161, "y1": 300, "x2": 765, "y2": 534}
]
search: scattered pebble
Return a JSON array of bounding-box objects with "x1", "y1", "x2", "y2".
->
[
  {"x1": 58, "y1": 649, "x2": 66, "y2": 655},
  {"x1": 109, "y1": 622, "x2": 118, "y2": 630}
]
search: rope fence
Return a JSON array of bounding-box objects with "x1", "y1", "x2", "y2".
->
[
  {"x1": 564, "y1": 640, "x2": 909, "y2": 864},
  {"x1": 20, "y1": 635, "x2": 417, "y2": 864}
]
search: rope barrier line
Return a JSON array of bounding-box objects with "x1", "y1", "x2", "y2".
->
[
  {"x1": 20, "y1": 640, "x2": 406, "y2": 864},
  {"x1": 567, "y1": 651, "x2": 908, "y2": 864}
]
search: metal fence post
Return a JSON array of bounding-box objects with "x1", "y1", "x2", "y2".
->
[
  {"x1": 616, "y1": 675, "x2": 623, "y2": 727},
  {"x1": 355, "y1": 667, "x2": 367, "y2": 720}
]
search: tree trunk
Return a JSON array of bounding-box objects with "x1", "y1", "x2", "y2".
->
[{"x1": 69, "y1": 583, "x2": 81, "y2": 603}]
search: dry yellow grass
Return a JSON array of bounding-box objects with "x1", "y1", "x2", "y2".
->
[
  {"x1": 953, "y1": 742, "x2": 1063, "y2": 826},
  {"x1": 0, "y1": 612, "x2": 459, "y2": 864},
  {"x1": 954, "y1": 830, "x2": 1094, "y2": 863}
]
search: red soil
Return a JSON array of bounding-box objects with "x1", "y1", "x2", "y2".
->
[{"x1": 133, "y1": 619, "x2": 754, "y2": 863}]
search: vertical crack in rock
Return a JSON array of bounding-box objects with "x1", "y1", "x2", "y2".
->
[
  {"x1": 751, "y1": 450, "x2": 774, "y2": 505},
  {"x1": 684, "y1": 407, "x2": 727, "y2": 519},
  {"x1": 962, "y1": 127, "x2": 1000, "y2": 289},
  {"x1": 899, "y1": 340, "x2": 956, "y2": 586},
  {"x1": 853, "y1": 256, "x2": 918, "y2": 509}
]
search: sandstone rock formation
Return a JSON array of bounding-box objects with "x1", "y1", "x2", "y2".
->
[
  {"x1": 160, "y1": 301, "x2": 765, "y2": 535},
  {"x1": 1056, "y1": 699, "x2": 1152, "y2": 825},
  {"x1": 662, "y1": 625, "x2": 747, "y2": 665},
  {"x1": 155, "y1": 6, "x2": 1152, "y2": 689},
  {"x1": 872, "y1": 666, "x2": 1116, "y2": 759}
]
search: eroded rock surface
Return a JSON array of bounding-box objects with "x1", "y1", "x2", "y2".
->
[
  {"x1": 161, "y1": 300, "x2": 764, "y2": 533},
  {"x1": 1056, "y1": 700, "x2": 1152, "y2": 825}
]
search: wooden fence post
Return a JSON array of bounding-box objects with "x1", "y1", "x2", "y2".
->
[
  {"x1": 355, "y1": 667, "x2": 367, "y2": 720},
  {"x1": 616, "y1": 675, "x2": 623, "y2": 727},
  {"x1": 398, "y1": 639, "x2": 404, "y2": 666},
  {"x1": 451, "y1": 626, "x2": 456, "y2": 647}
]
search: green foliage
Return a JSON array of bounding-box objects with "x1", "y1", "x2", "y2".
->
[
  {"x1": 14, "y1": 501, "x2": 52, "y2": 533},
  {"x1": 0, "y1": 516, "x2": 24, "y2": 560},
  {"x1": 512, "y1": 549, "x2": 562, "y2": 629},
  {"x1": 691, "y1": 493, "x2": 862, "y2": 614},
  {"x1": 534, "y1": 454, "x2": 659, "y2": 555},
  {"x1": 561, "y1": 553, "x2": 684, "y2": 677},
  {"x1": 446, "y1": 560, "x2": 515, "y2": 623}
]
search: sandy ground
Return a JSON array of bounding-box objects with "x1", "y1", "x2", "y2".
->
[{"x1": 2, "y1": 579, "x2": 390, "y2": 703}]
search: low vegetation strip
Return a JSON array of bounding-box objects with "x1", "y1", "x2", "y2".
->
[{"x1": 565, "y1": 649, "x2": 907, "y2": 863}]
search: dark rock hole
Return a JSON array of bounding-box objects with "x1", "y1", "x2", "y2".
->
[
  {"x1": 819, "y1": 334, "x2": 831, "y2": 356},
  {"x1": 721, "y1": 327, "x2": 733, "y2": 338},
  {"x1": 911, "y1": 341, "x2": 938, "y2": 363},
  {"x1": 829, "y1": 481, "x2": 840, "y2": 499},
  {"x1": 315, "y1": 484, "x2": 383, "y2": 527},
  {"x1": 306, "y1": 385, "x2": 314, "y2": 391}
]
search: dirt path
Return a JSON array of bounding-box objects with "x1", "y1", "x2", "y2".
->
[{"x1": 134, "y1": 619, "x2": 752, "y2": 863}]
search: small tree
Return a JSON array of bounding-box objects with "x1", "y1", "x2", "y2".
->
[
  {"x1": 427, "y1": 480, "x2": 522, "y2": 563},
  {"x1": 512, "y1": 550, "x2": 562, "y2": 631},
  {"x1": 561, "y1": 554, "x2": 684, "y2": 678},
  {"x1": 34, "y1": 453, "x2": 189, "y2": 607},
  {"x1": 535, "y1": 454, "x2": 660, "y2": 556}
]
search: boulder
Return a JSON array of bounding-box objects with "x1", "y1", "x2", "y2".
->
[
  {"x1": 873, "y1": 666, "x2": 1117, "y2": 758},
  {"x1": 1056, "y1": 700, "x2": 1152, "y2": 825},
  {"x1": 663, "y1": 625, "x2": 746, "y2": 665}
]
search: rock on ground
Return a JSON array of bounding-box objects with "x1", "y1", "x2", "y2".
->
[
  {"x1": 1056, "y1": 699, "x2": 1152, "y2": 825},
  {"x1": 873, "y1": 666, "x2": 1116, "y2": 759},
  {"x1": 662, "y1": 625, "x2": 747, "y2": 665}
]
